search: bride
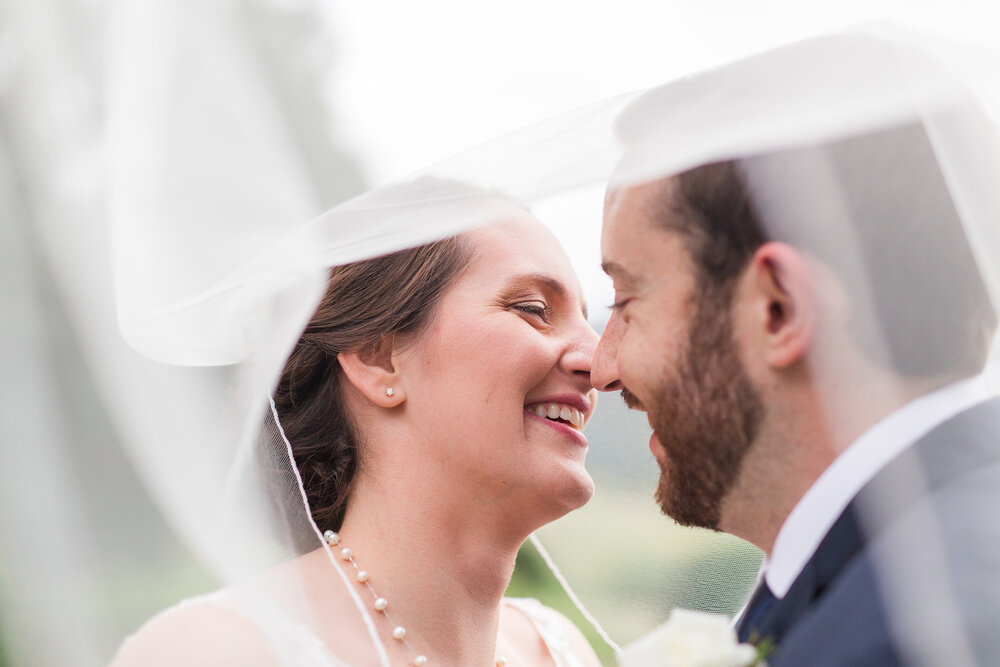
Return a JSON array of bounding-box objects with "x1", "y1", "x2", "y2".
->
[{"x1": 112, "y1": 211, "x2": 604, "y2": 666}]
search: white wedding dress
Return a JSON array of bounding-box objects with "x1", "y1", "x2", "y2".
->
[{"x1": 117, "y1": 593, "x2": 586, "y2": 667}]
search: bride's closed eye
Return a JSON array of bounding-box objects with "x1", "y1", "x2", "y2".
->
[{"x1": 510, "y1": 300, "x2": 553, "y2": 323}]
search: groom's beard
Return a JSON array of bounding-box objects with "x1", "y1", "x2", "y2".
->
[{"x1": 650, "y1": 293, "x2": 764, "y2": 530}]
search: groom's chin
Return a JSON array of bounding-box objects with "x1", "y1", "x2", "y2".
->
[
  {"x1": 653, "y1": 450, "x2": 682, "y2": 521},
  {"x1": 655, "y1": 461, "x2": 723, "y2": 531}
]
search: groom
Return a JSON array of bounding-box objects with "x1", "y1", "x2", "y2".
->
[{"x1": 592, "y1": 32, "x2": 1000, "y2": 664}]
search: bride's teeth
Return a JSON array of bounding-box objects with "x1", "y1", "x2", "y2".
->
[{"x1": 527, "y1": 403, "x2": 586, "y2": 430}]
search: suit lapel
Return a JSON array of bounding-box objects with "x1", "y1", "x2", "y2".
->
[
  {"x1": 739, "y1": 396, "x2": 1000, "y2": 647},
  {"x1": 856, "y1": 396, "x2": 1000, "y2": 531},
  {"x1": 737, "y1": 505, "x2": 864, "y2": 643}
]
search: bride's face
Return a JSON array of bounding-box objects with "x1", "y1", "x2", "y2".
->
[{"x1": 393, "y1": 215, "x2": 599, "y2": 518}]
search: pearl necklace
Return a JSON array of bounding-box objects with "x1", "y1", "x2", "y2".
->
[{"x1": 324, "y1": 531, "x2": 509, "y2": 667}]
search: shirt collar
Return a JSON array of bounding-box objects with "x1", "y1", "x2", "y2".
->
[{"x1": 764, "y1": 375, "x2": 995, "y2": 599}]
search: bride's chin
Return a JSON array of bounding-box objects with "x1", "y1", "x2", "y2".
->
[
  {"x1": 538, "y1": 465, "x2": 595, "y2": 520},
  {"x1": 567, "y1": 472, "x2": 596, "y2": 511},
  {"x1": 568, "y1": 464, "x2": 595, "y2": 504}
]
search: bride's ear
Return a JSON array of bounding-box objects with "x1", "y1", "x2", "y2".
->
[{"x1": 337, "y1": 337, "x2": 405, "y2": 407}]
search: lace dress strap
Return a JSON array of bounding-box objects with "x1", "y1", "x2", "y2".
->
[{"x1": 503, "y1": 597, "x2": 585, "y2": 667}]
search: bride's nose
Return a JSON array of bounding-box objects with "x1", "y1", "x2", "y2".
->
[{"x1": 559, "y1": 320, "x2": 600, "y2": 381}]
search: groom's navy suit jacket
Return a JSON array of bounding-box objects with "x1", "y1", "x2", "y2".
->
[{"x1": 737, "y1": 397, "x2": 1000, "y2": 665}]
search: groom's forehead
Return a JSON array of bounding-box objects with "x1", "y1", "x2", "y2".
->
[
  {"x1": 603, "y1": 177, "x2": 682, "y2": 239},
  {"x1": 602, "y1": 178, "x2": 696, "y2": 277}
]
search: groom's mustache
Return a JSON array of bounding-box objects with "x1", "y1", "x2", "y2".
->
[{"x1": 620, "y1": 386, "x2": 643, "y2": 411}]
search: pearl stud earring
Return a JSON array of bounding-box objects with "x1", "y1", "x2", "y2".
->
[{"x1": 385, "y1": 387, "x2": 394, "y2": 397}]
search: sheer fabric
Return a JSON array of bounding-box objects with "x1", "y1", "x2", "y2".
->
[{"x1": 4, "y1": 0, "x2": 1000, "y2": 665}]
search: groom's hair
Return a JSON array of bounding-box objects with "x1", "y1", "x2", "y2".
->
[{"x1": 656, "y1": 122, "x2": 997, "y2": 378}]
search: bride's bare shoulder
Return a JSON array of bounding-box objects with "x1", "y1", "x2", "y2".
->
[
  {"x1": 112, "y1": 551, "x2": 346, "y2": 667},
  {"x1": 110, "y1": 595, "x2": 277, "y2": 667}
]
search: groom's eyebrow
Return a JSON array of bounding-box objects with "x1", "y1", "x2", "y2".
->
[{"x1": 601, "y1": 261, "x2": 636, "y2": 284}]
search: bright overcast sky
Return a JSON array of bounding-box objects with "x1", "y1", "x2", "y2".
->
[
  {"x1": 320, "y1": 0, "x2": 993, "y2": 183},
  {"x1": 329, "y1": 1, "x2": 829, "y2": 182}
]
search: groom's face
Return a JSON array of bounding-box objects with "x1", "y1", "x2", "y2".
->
[{"x1": 595, "y1": 178, "x2": 763, "y2": 530}]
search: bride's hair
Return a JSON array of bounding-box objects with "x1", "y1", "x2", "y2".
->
[{"x1": 272, "y1": 236, "x2": 472, "y2": 547}]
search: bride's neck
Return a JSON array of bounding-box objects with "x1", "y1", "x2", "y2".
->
[{"x1": 331, "y1": 473, "x2": 527, "y2": 664}]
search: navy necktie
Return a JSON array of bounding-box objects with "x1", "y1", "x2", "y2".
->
[{"x1": 737, "y1": 581, "x2": 778, "y2": 643}]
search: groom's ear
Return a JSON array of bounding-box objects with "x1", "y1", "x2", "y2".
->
[
  {"x1": 740, "y1": 242, "x2": 817, "y2": 369},
  {"x1": 337, "y1": 336, "x2": 405, "y2": 407}
]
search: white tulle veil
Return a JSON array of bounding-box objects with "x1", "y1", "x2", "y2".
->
[{"x1": 3, "y1": 1, "x2": 1000, "y2": 665}]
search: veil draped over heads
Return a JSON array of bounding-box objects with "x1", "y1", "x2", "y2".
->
[{"x1": 3, "y1": 0, "x2": 1000, "y2": 665}]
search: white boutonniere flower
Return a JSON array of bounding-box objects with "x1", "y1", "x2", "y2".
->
[{"x1": 618, "y1": 608, "x2": 763, "y2": 667}]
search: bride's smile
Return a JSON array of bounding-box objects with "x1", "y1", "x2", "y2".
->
[{"x1": 524, "y1": 399, "x2": 589, "y2": 431}]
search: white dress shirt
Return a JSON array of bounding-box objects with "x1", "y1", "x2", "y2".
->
[{"x1": 763, "y1": 375, "x2": 995, "y2": 599}]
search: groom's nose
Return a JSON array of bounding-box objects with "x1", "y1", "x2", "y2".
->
[{"x1": 591, "y1": 313, "x2": 624, "y2": 392}]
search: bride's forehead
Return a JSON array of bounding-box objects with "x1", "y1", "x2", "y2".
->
[
  {"x1": 468, "y1": 215, "x2": 564, "y2": 257},
  {"x1": 466, "y1": 217, "x2": 574, "y2": 273},
  {"x1": 462, "y1": 217, "x2": 584, "y2": 297}
]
